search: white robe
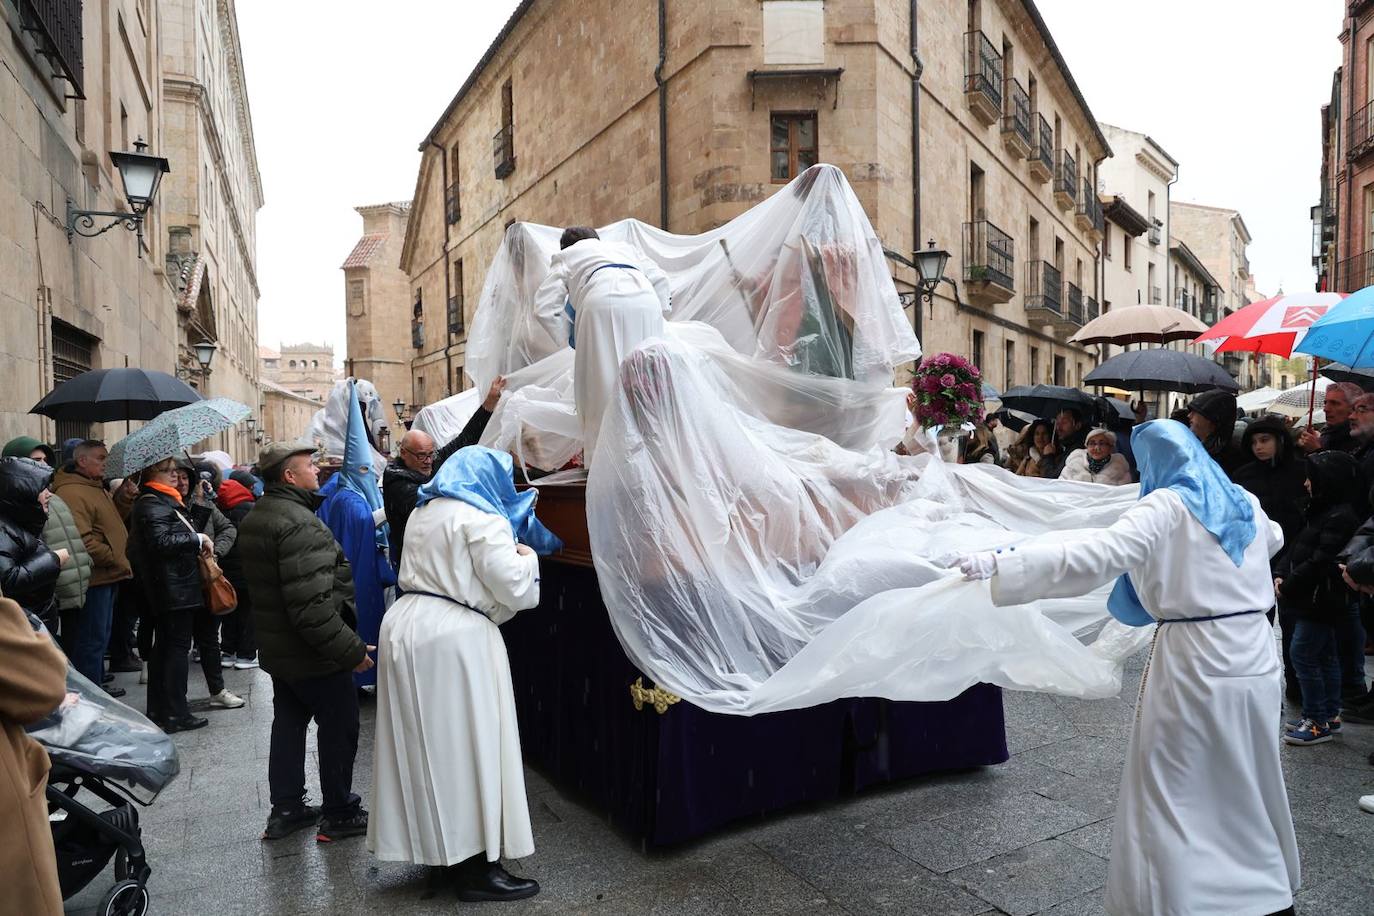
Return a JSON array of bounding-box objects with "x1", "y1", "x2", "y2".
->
[
  {"x1": 367, "y1": 498, "x2": 542, "y2": 866},
  {"x1": 533, "y1": 238, "x2": 672, "y2": 464},
  {"x1": 991, "y1": 488, "x2": 1300, "y2": 916}
]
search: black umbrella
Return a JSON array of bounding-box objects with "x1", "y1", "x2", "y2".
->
[
  {"x1": 1094, "y1": 396, "x2": 1137, "y2": 431},
  {"x1": 999, "y1": 384, "x2": 1097, "y2": 419},
  {"x1": 1083, "y1": 349, "x2": 1238, "y2": 395},
  {"x1": 31, "y1": 368, "x2": 203, "y2": 422},
  {"x1": 988, "y1": 406, "x2": 1037, "y2": 432},
  {"x1": 1318, "y1": 361, "x2": 1374, "y2": 392}
]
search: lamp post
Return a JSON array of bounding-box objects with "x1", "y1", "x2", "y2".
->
[
  {"x1": 913, "y1": 239, "x2": 952, "y2": 305},
  {"x1": 192, "y1": 338, "x2": 216, "y2": 393},
  {"x1": 392, "y1": 398, "x2": 406, "y2": 422},
  {"x1": 65, "y1": 138, "x2": 170, "y2": 258}
]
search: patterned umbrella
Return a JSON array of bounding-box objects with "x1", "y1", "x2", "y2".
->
[
  {"x1": 1195, "y1": 292, "x2": 1347, "y2": 357},
  {"x1": 105, "y1": 419, "x2": 186, "y2": 478},
  {"x1": 146, "y1": 398, "x2": 252, "y2": 445}
]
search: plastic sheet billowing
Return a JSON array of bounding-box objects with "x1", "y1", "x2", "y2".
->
[
  {"x1": 464, "y1": 163, "x2": 920, "y2": 394},
  {"x1": 586, "y1": 335, "x2": 1152, "y2": 715},
  {"x1": 305, "y1": 379, "x2": 389, "y2": 477},
  {"x1": 27, "y1": 628, "x2": 180, "y2": 799}
]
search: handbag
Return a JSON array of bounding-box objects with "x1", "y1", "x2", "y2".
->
[{"x1": 177, "y1": 510, "x2": 238, "y2": 615}]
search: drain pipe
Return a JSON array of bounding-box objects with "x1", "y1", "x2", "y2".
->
[
  {"x1": 656, "y1": 0, "x2": 670, "y2": 230},
  {"x1": 432, "y1": 139, "x2": 455, "y2": 396},
  {"x1": 910, "y1": 0, "x2": 924, "y2": 346}
]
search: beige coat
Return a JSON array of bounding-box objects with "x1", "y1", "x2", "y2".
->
[
  {"x1": 0, "y1": 596, "x2": 67, "y2": 915},
  {"x1": 52, "y1": 469, "x2": 131, "y2": 586}
]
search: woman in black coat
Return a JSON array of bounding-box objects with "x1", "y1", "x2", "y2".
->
[
  {"x1": 127, "y1": 457, "x2": 212, "y2": 733},
  {"x1": 0, "y1": 457, "x2": 63, "y2": 627}
]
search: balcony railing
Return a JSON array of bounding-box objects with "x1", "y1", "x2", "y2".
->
[
  {"x1": 1076, "y1": 178, "x2": 1103, "y2": 233},
  {"x1": 964, "y1": 30, "x2": 1003, "y2": 125},
  {"x1": 1175, "y1": 290, "x2": 1196, "y2": 314},
  {"x1": 1001, "y1": 78, "x2": 1031, "y2": 152},
  {"x1": 18, "y1": 0, "x2": 84, "y2": 98},
  {"x1": 1065, "y1": 282, "x2": 1084, "y2": 324},
  {"x1": 1025, "y1": 260, "x2": 1062, "y2": 314},
  {"x1": 411, "y1": 319, "x2": 424, "y2": 350},
  {"x1": 492, "y1": 124, "x2": 515, "y2": 179},
  {"x1": 1148, "y1": 222, "x2": 1162, "y2": 246},
  {"x1": 963, "y1": 219, "x2": 1015, "y2": 291},
  {"x1": 1149, "y1": 285, "x2": 1163, "y2": 305},
  {"x1": 445, "y1": 184, "x2": 460, "y2": 224},
  {"x1": 1054, "y1": 150, "x2": 1077, "y2": 206},
  {"x1": 1029, "y1": 114, "x2": 1053, "y2": 181},
  {"x1": 1335, "y1": 249, "x2": 1374, "y2": 293},
  {"x1": 447, "y1": 296, "x2": 464, "y2": 335},
  {"x1": 1351, "y1": 99, "x2": 1374, "y2": 161},
  {"x1": 1086, "y1": 296, "x2": 1099, "y2": 321}
]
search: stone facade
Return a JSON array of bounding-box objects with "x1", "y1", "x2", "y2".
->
[
  {"x1": 0, "y1": 0, "x2": 179, "y2": 445},
  {"x1": 160, "y1": 0, "x2": 263, "y2": 461},
  {"x1": 1325, "y1": 2, "x2": 1374, "y2": 293},
  {"x1": 342, "y1": 202, "x2": 412, "y2": 410},
  {"x1": 260, "y1": 379, "x2": 318, "y2": 446},
  {"x1": 263, "y1": 342, "x2": 335, "y2": 403},
  {"x1": 1098, "y1": 124, "x2": 1175, "y2": 313},
  {"x1": 398, "y1": 0, "x2": 1111, "y2": 404}
]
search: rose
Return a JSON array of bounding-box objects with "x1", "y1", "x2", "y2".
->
[
  {"x1": 939, "y1": 373, "x2": 957, "y2": 389},
  {"x1": 922, "y1": 375, "x2": 942, "y2": 393},
  {"x1": 930, "y1": 410, "x2": 948, "y2": 426},
  {"x1": 957, "y1": 382, "x2": 977, "y2": 399}
]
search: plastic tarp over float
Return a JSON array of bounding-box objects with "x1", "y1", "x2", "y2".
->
[{"x1": 417, "y1": 164, "x2": 1153, "y2": 716}]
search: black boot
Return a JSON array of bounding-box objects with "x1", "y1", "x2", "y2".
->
[{"x1": 454, "y1": 858, "x2": 540, "y2": 903}]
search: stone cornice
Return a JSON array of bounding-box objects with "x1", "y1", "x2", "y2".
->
[{"x1": 217, "y1": 0, "x2": 264, "y2": 207}]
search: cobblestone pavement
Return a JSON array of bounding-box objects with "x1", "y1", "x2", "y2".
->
[{"x1": 65, "y1": 642, "x2": 1374, "y2": 915}]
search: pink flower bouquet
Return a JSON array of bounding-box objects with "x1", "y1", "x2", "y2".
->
[{"x1": 910, "y1": 353, "x2": 984, "y2": 430}]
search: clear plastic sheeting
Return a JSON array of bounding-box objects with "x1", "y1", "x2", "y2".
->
[
  {"x1": 27, "y1": 649, "x2": 180, "y2": 799},
  {"x1": 465, "y1": 163, "x2": 920, "y2": 393},
  {"x1": 586, "y1": 335, "x2": 1153, "y2": 715},
  {"x1": 306, "y1": 379, "x2": 389, "y2": 476}
]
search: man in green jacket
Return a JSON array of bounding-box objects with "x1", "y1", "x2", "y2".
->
[{"x1": 237, "y1": 441, "x2": 373, "y2": 844}]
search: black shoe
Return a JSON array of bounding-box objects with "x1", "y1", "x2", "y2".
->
[
  {"x1": 316, "y1": 809, "x2": 368, "y2": 843},
  {"x1": 1342, "y1": 702, "x2": 1374, "y2": 725},
  {"x1": 161, "y1": 715, "x2": 209, "y2": 733},
  {"x1": 103, "y1": 685, "x2": 127, "y2": 698},
  {"x1": 455, "y1": 860, "x2": 540, "y2": 903},
  {"x1": 108, "y1": 659, "x2": 142, "y2": 673},
  {"x1": 262, "y1": 804, "x2": 321, "y2": 840},
  {"x1": 102, "y1": 672, "x2": 115, "y2": 684}
]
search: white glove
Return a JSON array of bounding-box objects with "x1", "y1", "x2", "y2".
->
[
  {"x1": 958, "y1": 552, "x2": 998, "y2": 581},
  {"x1": 372, "y1": 506, "x2": 388, "y2": 527}
]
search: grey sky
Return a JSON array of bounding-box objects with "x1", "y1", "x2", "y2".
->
[{"x1": 239, "y1": 1, "x2": 1337, "y2": 359}]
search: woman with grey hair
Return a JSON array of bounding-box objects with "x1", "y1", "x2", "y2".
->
[{"x1": 1059, "y1": 428, "x2": 1132, "y2": 485}]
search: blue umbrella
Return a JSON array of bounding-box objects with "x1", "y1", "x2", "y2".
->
[{"x1": 1294, "y1": 286, "x2": 1374, "y2": 366}]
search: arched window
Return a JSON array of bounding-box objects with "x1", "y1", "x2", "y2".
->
[
  {"x1": 289, "y1": 359, "x2": 297, "y2": 368},
  {"x1": 312, "y1": 360, "x2": 319, "y2": 368}
]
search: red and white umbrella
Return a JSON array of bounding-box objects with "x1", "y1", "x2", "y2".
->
[{"x1": 1195, "y1": 291, "x2": 1348, "y2": 356}]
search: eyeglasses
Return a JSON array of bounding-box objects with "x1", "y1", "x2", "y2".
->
[
  {"x1": 402, "y1": 446, "x2": 435, "y2": 460},
  {"x1": 1355, "y1": 405, "x2": 1374, "y2": 414}
]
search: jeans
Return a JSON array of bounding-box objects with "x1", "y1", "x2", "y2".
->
[
  {"x1": 148, "y1": 609, "x2": 194, "y2": 721},
  {"x1": 193, "y1": 608, "x2": 224, "y2": 695},
  {"x1": 1277, "y1": 605, "x2": 1298, "y2": 695},
  {"x1": 1292, "y1": 619, "x2": 1342, "y2": 723},
  {"x1": 70, "y1": 584, "x2": 116, "y2": 686},
  {"x1": 267, "y1": 671, "x2": 361, "y2": 821},
  {"x1": 1335, "y1": 597, "x2": 1368, "y2": 698}
]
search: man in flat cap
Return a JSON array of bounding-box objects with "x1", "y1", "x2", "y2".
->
[{"x1": 237, "y1": 442, "x2": 374, "y2": 844}]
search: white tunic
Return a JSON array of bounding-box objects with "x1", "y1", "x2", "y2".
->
[
  {"x1": 534, "y1": 238, "x2": 672, "y2": 464},
  {"x1": 991, "y1": 488, "x2": 1299, "y2": 916},
  {"x1": 367, "y1": 498, "x2": 542, "y2": 866}
]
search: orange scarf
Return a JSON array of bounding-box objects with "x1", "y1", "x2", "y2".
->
[{"x1": 145, "y1": 481, "x2": 184, "y2": 505}]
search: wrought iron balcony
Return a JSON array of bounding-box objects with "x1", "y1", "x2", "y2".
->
[
  {"x1": 1175, "y1": 290, "x2": 1196, "y2": 314},
  {"x1": 411, "y1": 318, "x2": 425, "y2": 350},
  {"x1": 1351, "y1": 99, "x2": 1374, "y2": 162},
  {"x1": 492, "y1": 124, "x2": 515, "y2": 179},
  {"x1": 447, "y1": 296, "x2": 464, "y2": 335},
  {"x1": 1028, "y1": 114, "x2": 1054, "y2": 183},
  {"x1": 1075, "y1": 178, "x2": 1103, "y2": 236},
  {"x1": 1001, "y1": 78, "x2": 1031, "y2": 158},
  {"x1": 963, "y1": 219, "x2": 1015, "y2": 304},
  {"x1": 1086, "y1": 296, "x2": 1099, "y2": 322},
  {"x1": 1024, "y1": 260, "x2": 1062, "y2": 320},
  {"x1": 964, "y1": 30, "x2": 1003, "y2": 126},
  {"x1": 1065, "y1": 282, "x2": 1085, "y2": 325},
  {"x1": 1054, "y1": 150, "x2": 1077, "y2": 211},
  {"x1": 1335, "y1": 248, "x2": 1374, "y2": 293},
  {"x1": 1148, "y1": 221, "x2": 1162, "y2": 246},
  {"x1": 1149, "y1": 285, "x2": 1163, "y2": 305},
  {"x1": 18, "y1": 0, "x2": 84, "y2": 98},
  {"x1": 445, "y1": 183, "x2": 460, "y2": 224}
]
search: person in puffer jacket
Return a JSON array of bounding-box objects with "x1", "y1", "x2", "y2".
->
[
  {"x1": 215, "y1": 478, "x2": 258, "y2": 668},
  {"x1": 1276, "y1": 450, "x2": 1362, "y2": 746},
  {"x1": 0, "y1": 457, "x2": 65, "y2": 627},
  {"x1": 42, "y1": 492, "x2": 92, "y2": 642}
]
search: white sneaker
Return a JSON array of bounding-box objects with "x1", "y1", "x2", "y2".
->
[
  {"x1": 1360, "y1": 795, "x2": 1374, "y2": 814},
  {"x1": 209, "y1": 689, "x2": 245, "y2": 709},
  {"x1": 233, "y1": 655, "x2": 259, "y2": 670},
  {"x1": 220, "y1": 653, "x2": 235, "y2": 669}
]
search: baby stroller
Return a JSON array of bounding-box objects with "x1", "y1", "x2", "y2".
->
[{"x1": 27, "y1": 646, "x2": 181, "y2": 916}]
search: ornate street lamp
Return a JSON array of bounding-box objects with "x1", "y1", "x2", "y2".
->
[
  {"x1": 392, "y1": 398, "x2": 406, "y2": 421},
  {"x1": 246, "y1": 417, "x2": 256, "y2": 434},
  {"x1": 913, "y1": 239, "x2": 952, "y2": 304},
  {"x1": 192, "y1": 339, "x2": 217, "y2": 371},
  {"x1": 66, "y1": 138, "x2": 170, "y2": 258}
]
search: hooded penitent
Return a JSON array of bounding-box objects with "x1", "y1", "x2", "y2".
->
[{"x1": 416, "y1": 446, "x2": 563, "y2": 556}]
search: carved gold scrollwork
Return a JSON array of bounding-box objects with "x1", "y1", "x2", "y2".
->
[{"x1": 629, "y1": 677, "x2": 681, "y2": 715}]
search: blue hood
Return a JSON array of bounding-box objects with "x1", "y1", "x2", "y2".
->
[{"x1": 416, "y1": 446, "x2": 563, "y2": 556}]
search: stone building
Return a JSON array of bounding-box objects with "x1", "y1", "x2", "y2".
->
[
  {"x1": 1098, "y1": 124, "x2": 1175, "y2": 313},
  {"x1": 342, "y1": 202, "x2": 412, "y2": 408},
  {"x1": 1321, "y1": 1, "x2": 1374, "y2": 293},
  {"x1": 262, "y1": 342, "x2": 336, "y2": 403},
  {"x1": 160, "y1": 0, "x2": 263, "y2": 460},
  {"x1": 260, "y1": 379, "x2": 318, "y2": 446},
  {"x1": 1170, "y1": 201, "x2": 1262, "y2": 388},
  {"x1": 398, "y1": 0, "x2": 1111, "y2": 406},
  {"x1": 0, "y1": 0, "x2": 179, "y2": 445}
]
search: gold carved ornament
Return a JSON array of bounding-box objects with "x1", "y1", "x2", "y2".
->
[{"x1": 629, "y1": 677, "x2": 681, "y2": 715}]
